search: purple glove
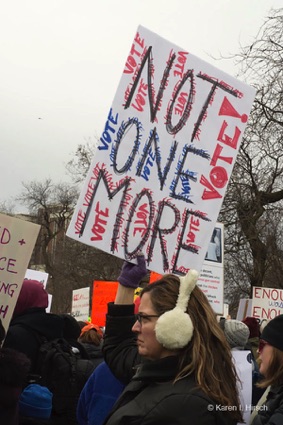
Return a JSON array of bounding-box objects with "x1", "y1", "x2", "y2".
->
[{"x1": 118, "y1": 255, "x2": 147, "y2": 288}]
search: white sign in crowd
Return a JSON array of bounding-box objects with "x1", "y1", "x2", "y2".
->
[
  {"x1": 1, "y1": 27, "x2": 260, "y2": 325},
  {"x1": 252, "y1": 286, "x2": 283, "y2": 320},
  {"x1": 0, "y1": 213, "x2": 40, "y2": 332},
  {"x1": 67, "y1": 25, "x2": 256, "y2": 279}
]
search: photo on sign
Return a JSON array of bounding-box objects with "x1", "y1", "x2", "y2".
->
[{"x1": 205, "y1": 226, "x2": 222, "y2": 263}]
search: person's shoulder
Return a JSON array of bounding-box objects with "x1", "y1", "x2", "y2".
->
[
  {"x1": 146, "y1": 390, "x2": 220, "y2": 425},
  {"x1": 164, "y1": 376, "x2": 215, "y2": 404},
  {"x1": 8, "y1": 311, "x2": 63, "y2": 338}
]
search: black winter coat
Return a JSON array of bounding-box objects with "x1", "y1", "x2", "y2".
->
[
  {"x1": 104, "y1": 356, "x2": 234, "y2": 425},
  {"x1": 103, "y1": 303, "x2": 237, "y2": 425},
  {"x1": 251, "y1": 385, "x2": 283, "y2": 425},
  {"x1": 80, "y1": 342, "x2": 104, "y2": 368},
  {"x1": 3, "y1": 307, "x2": 64, "y2": 372}
]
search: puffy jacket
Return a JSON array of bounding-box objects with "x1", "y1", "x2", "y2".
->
[
  {"x1": 104, "y1": 356, "x2": 235, "y2": 425},
  {"x1": 251, "y1": 385, "x2": 283, "y2": 425},
  {"x1": 103, "y1": 303, "x2": 141, "y2": 385},
  {"x1": 103, "y1": 303, "x2": 237, "y2": 425}
]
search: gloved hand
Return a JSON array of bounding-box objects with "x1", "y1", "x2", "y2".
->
[{"x1": 118, "y1": 255, "x2": 147, "y2": 288}]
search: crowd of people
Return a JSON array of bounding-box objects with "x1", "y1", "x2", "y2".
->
[{"x1": 1, "y1": 255, "x2": 283, "y2": 424}]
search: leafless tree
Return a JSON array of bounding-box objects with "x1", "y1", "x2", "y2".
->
[
  {"x1": 17, "y1": 179, "x2": 123, "y2": 313},
  {"x1": 66, "y1": 137, "x2": 97, "y2": 184},
  {"x1": 220, "y1": 8, "x2": 283, "y2": 308}
]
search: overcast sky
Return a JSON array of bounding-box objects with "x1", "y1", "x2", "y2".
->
[{"x1": 1, "y1": 0, "x2": 282, "y2": 212}]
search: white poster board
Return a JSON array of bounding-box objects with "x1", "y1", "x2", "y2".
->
[
  {"x1": 236, "y1": 299, "x2": 252, "y2": 321},
  {"x1": 25, "y1": 269, "x2": 49, "y2": 289},
  {"x1": 67, "y1": 25, "x2": 256, "y2": 275},
  {"x1": 232, "y1": 350, "x2": 252, "y2": 425},
  {"x1": 24, "y1": 269, "x2": 52, "y2": 312},
  {"x1": 0, "y1": 213, "x2": 40, "y2": 331},
  {"x1": 252, "y1": 286, "x2": 283, "y2": 320},
  {"x1": 72, "y1": 287, "x2": 90, "y2": 321},
  {"x1": 198, "y1": 223, "x2": 224, "y2": 314}
]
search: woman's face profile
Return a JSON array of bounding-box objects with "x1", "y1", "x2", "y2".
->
[{"x1": 132, "y1": 292, "x2": 172, "y2": 360}]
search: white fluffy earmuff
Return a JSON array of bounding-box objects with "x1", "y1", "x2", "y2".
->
[{"x1": 155, "y1": 269, "x2": 199, "y2": 350}]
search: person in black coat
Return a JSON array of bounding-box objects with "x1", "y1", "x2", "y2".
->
[
  {"x1": 3, "y1": 280, "x2": 65, "y2": 374},
  {"x1": 102, "y1": 256, "x2": 243, "y2": 425},
  {"x1": 78, "y1": 323, "x2": 104, "y2": 368},
  {"x1": 250, "y1": 315, "x2": 283, "y2": 425},
  {"x1": 0, "y1": 318, "x2": 31, "y2": 425}
]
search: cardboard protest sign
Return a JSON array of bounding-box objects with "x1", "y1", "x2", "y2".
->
[
  {"x1": 72, "y1": 287, "x2": 90, "y2": 321},
  {"x1": 0, "y1": 213, "x2": 40, "y2": 331},
  {"x1": 67, "y1": 25, "x2": 256, "y2": 275},
  {"x1": 252, "y1": 286, "x2": 283, "y2": 320}
]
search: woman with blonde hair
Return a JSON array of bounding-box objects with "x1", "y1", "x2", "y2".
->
[{"x1": 103, "y1": 256, "x2": 243, "y2": 425}]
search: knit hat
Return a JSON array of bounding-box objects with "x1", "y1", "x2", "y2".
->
[
  {"x1": 19, "y1": 384, "x2": 53, "y2": 419},
  {"x1": 261, "y1": 314, "x2": 283, "y2": 351},
  {"x1": 242, "y1": 316, "x2": 260, "y2": 338},
  {"x1": 13, "y1": 280, "x2": 48, "y2": 317},
  {"x1": 224, "y1": 319, "x2": 249, "y2": 348}
]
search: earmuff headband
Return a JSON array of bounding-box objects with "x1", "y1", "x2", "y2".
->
[{"x1": 155, "y1": 269, "x2": 199, "y2": 350}]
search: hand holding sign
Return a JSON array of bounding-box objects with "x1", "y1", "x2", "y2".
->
[{"x1": 118, "y1": 255, "x2": 147, "y2": 289}]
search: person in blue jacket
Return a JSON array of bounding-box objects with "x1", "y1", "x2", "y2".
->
[{"x1": 77, "y1": 361, "x2": 125, "y2": 425}]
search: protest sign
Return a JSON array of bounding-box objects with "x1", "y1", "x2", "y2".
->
[
  {"x1": 198, "y1": 223, "x2": 224, "y2": 314},
  {"x1": 67, "y1": 25, "x2": 256, "y2": 275},
  {"x1": 72, "y1": 287, "x2": 90, "y2": 321},
  {"x1": 91, "y1": 280, "x2": 118, "y2": 326},
  {"x1": 149, "y1": 223, "x2": 224, "y2": 314},
  {"x1": 91, "y1": 281, "x2": 143, "y2": 326},
  {"x1": 24, "y1": 269, "x2": 52, "y2": 311},
  {"x1": 236, "y1": 299, "x2": 252, "y2": 321},
  {"x1": 251, "y1": 286, "x2": 283, "y2": 320},
  {"x1": 0, "y1": 213, "x2": 40, "y2": 331},
  {"x1": 232, "y1": 350, "x2": 252, "y2": 425},
  {"x1": 25, "y1": 268, "x2": 49, "y2": 289}
]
